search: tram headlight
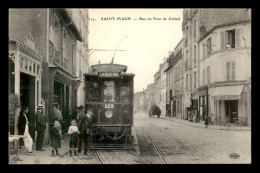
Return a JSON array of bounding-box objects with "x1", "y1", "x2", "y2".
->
[{"x1": 105, "y1": 110, "x2": 113, "y2": 118}]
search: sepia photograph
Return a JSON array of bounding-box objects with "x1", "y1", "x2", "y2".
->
[{"x1": 8, "y1": 8, "x2": 251, "y2": 164}]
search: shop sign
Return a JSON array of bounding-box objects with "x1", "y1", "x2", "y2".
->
[
  {"x1": 212, "y1": 95, "x2": 241, "y2": 100},
  {"x1": 199, "y1": 90, "x2": 206, "y2": 96},
  {"x1": 98, "y1": 72, "x2": 120, "y2": 78}
]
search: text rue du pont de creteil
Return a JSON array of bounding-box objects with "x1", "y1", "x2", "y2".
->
[{"x1": 88, "y1": 17, "x2": 181, "y2": 21}]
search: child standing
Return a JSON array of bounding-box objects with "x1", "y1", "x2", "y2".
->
[
  {"x1": 68, "y1": 119, "x2": 80, "y2": 156},
  {"x1": 51, "y1": 120, "x2": 62, "y2": 157}
]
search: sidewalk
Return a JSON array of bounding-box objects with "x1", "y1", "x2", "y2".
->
[
  {"x1": 161, "y1": 117, "x2": 251, "y2": 131},
  {"x1": 9, "y1": 135, "x2": 71, "y2": 164}
]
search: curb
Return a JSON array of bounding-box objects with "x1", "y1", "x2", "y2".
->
[{"x1": 161, "y1": 117, "x2": 251, "y2": 131}]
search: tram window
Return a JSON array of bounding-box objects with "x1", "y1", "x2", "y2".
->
[
  {"x1": 102, "y1": 81, "x2": 115, "y2": 102},
  {"x1": 119, "y1": 86, "x2": 130, "y2": 102},
  {"x1": 89, "y1": 82, "x2": 100, "y2": 102}
]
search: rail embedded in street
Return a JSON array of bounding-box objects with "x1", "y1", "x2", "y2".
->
[{"x1": 142, "y1": 128, "x2": 168, "y2": 164}]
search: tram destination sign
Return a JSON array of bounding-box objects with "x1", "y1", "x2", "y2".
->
[{"x1": 98, "y1": 72, "x2": 120, "y2": 78}]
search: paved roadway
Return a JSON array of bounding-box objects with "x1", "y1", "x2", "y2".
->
[
  {"x1": 12, "y1": 112, "x2": 250, "y2": 164},
  {"x1": 134, "y1": 112, "x2": 251, "y2": 164}
]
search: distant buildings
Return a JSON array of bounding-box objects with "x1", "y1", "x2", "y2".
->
[{"x1": 134, "y1": 9, "x2": 251, "y2": 126}]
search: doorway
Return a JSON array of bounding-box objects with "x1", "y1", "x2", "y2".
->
[
  {"x1": 225, "y1": 100, "x2": 238, "y2": 123},
  {"x1": 172, "y1": 100, "x2": 176, "y2": 117},
  {"x1": 20, "y1": 72, "x2": 36, "y2": 142}
]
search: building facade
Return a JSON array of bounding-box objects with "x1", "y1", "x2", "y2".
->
[
  {"x1": 172, "y1": 40, "x2": 184, "y2": 119},
  {"x1": 160, "y1": 61, "x2": 167, "y2": 117},
  {"x1": 198, "y1": 20, "x2": 251, "y2": 126},
  {"x1": 9, "y1": 8, "x2": 89, "y2": 144}
]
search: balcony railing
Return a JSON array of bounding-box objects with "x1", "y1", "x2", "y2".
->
[
  {"x1": 54, "y1": 49, "x2": 61, "y2": 66},
  {"x1": 49, "y1": 41, "x2": 55, "y2": 64}
]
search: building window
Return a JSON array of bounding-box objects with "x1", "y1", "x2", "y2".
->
[
  {"x1": 203, "y1": 69, "x2": 205, "y2": 85},
  {"x1": 63, "y1": 29, "x2": 68, "y2": 59},
  {"x1": 185, "y1": 26, "x2": 188, "y2": 45},
  {"x1": 53, "y1": 18, "x2": 61, "y2": 51},
  {"x1": 185, "y1": 50, "x2": 188, "y2": 69},
  {"x1": 207, "y1": 66, "x2": 210, "y2": 84},
  {"x1": 194, "y1": 20, "x2": 196, "y2": 38},
  {"x1": 221, "y1": 29, "x2": 240, "y2": 49},
  {"x1": 33, "y1": 63, "x2": 35, "y2": 73},
  {"x1": 20, "y1": 57, "x2": 24, "y2": 69},
  {"x1": 25, "y1": 59, "x2": 28, "y2": 70},
  {"x1": 190, "y1": 73, "x2": 192, "y2": 91},
  {"x1": 186, "y1": 74, "x2": 189, "y2": 91},
  {"x1": 206, "y1": 37, "x2": 212, "y2": 57},
  {"x1": 226, "y1": 30, "x2": 235, "y2": 48},
  {"x1": 194, "y1": 71, "x2": 196, "y2": 90},
  {"x1": 37, "y1": 65, "x2": 40, "y2": 74},
  {"x1": 226, "y1": 62, "x2": 235, "y2": 80},
  {"x1": 194, "y1": 45, "x2": 196, "y2": 64}
]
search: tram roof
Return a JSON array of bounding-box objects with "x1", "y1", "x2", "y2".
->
[
  {"x1": 91, "y1": 63, "x2": 128, "y2": 73},
  {"x1": 84, "y1": 72, "x2": 135, "y2": 77}
]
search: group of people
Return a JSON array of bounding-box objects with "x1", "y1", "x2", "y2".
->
[
  {"x1": 149, "y1": 103, "x2": 161, "y2": 118},
  {"x1": 17, "y1": 104, "x2": 93, "y2": 157}
]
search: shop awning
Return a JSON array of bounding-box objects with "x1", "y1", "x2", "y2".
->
[
  {"x1": 191, "y1": 91, "x2": 199, "y2": 100},
  {"x1": 211, "y1": 85, "x2": 244, "y2": 100}
]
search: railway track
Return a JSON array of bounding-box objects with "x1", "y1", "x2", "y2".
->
[
  {"x1": 93, "y1": 150, "x2": 103, "y2": 164},
  {"x1": 148, "y1": 122, "x2": 209, "y2": 162},
  {"x1": 142, "y1": 128, "x2": 168, "y2": 164},
  {"x1": 128, "y1": 150, "x2": 151, "y2": 164}
]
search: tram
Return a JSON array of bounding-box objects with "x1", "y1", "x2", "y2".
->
[{"x1": 84, "y1": 63, "x2": 135, "y2": 149}]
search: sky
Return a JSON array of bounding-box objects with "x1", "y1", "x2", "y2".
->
[{"x1": 88, "y1": 9, "x2": 183, "y2": 93}]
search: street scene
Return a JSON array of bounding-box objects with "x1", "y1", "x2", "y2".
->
[{"x1": 8, "y1": 8, "x2": 251, "y2": 164}]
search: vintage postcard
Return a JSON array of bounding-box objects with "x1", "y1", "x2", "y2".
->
[{"x1": 8, "y1": 8, "x2": 251, "y2": 164}]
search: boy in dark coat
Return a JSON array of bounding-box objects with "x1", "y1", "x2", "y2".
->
[{"x1": 51, "y1": 120, "x2": 62, "y2": 157}]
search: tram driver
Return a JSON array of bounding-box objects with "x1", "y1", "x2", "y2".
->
[{"x1": 89, "y1": 82, "x2": 100, "y2": 102}]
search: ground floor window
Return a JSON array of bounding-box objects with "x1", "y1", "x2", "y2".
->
[{"x1": 224, "y1": 100, "x2": 238, "y2": 123}]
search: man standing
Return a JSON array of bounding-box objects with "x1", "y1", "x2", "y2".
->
[
  {"x1": 77, "y1": 106, "x2": 93, "y2": 155},
  {"x1": 17, "y1": 106, "x2": 35, "y2": 155},
  {"x1": 35, "y1": 105, "x2": 46, "y2": 151}
]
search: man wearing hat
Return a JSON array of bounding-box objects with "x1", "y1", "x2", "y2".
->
[
  {"x1": 35, "y1": 105, "x2": 46, "y2": 151},
  {"x1": 77, "y1": 106, "x2": 93, "y2": 155}
]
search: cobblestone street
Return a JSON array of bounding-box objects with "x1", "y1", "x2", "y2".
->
[
  {"x1": 134, "y1": 112, "x2": 251, "y2": 164},
  {"x1": 10, "y1": 112, "x2": 251, "y2": 164}
]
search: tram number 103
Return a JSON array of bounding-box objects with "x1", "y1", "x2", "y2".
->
[{"x1": 104, "y1": 104, "x2": 114, "y2": 109}]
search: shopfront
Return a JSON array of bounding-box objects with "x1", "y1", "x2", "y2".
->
[
  {"x1": 191, "y1": 90, "x2": 199, "y2": 122},
  {"x1": 184, "y1": 92, "x2": 191, "y2": 120},
  {"x1": 9, "y1": 38, "x2": 42, "y2": 140},
  {"x1": 211, "y1": 84, "x2": 251, "y2": 126},
  {"x1": 198, "y1": 86, "x2": 208, "y2": 121}
]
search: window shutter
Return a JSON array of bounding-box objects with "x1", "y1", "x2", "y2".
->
[
  {"x1": 231, "y1": 61, "x2": 235, "y2": 80},
  {"x1": 235, "y1": 29, "x2": 241, "y2": 48},
  {"x1": 190, "y1": 73, "x2": 192, "y2": 91},
  {"x1": 203, "y1": 69, "x2": 205, "y2": 85},
  {"x1": 203, "y1": 42, "x2": 205, "y2": 59},
  {"x1": 208, "y1": 66, "x2": 210, "y2": 84},
  {"x1": 226, "y1": 62, "x2": 230, "y2": 80},
  {"x1": 220, "y1": 32, "x2": 224, "y2": 50}
]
